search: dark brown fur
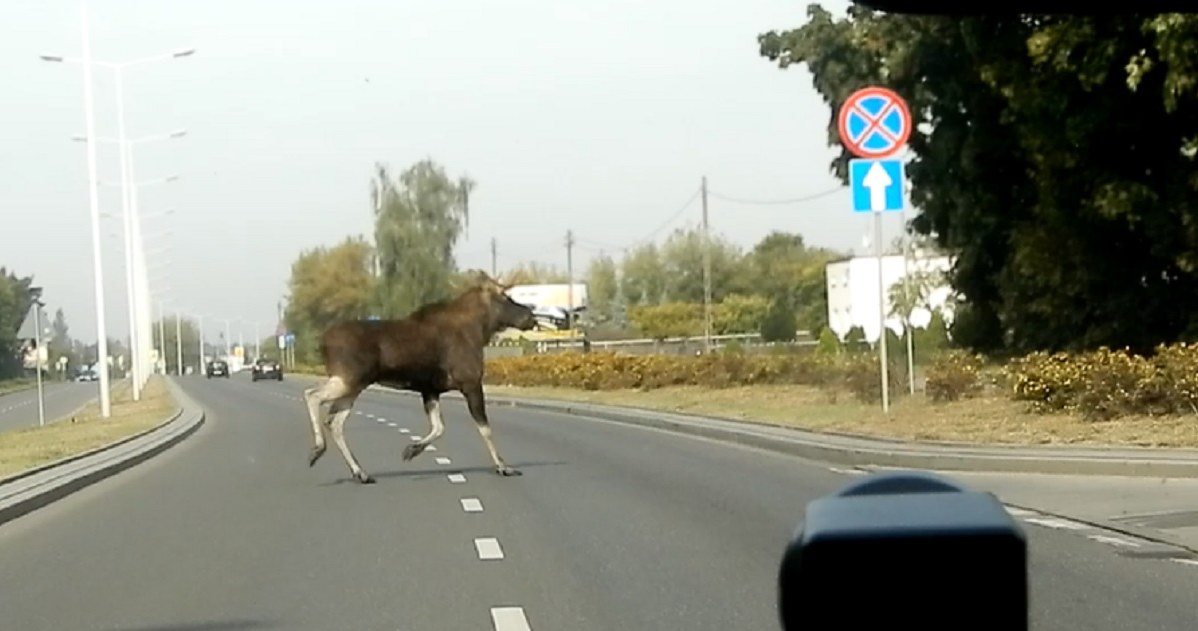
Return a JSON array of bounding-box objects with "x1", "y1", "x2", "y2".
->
[{"x1": 302, "y1": 271, "x2": 537, "y2": 483}]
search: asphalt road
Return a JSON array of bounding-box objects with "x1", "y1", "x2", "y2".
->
[
  {"x1": 0, "y1": 375, "x2": 1196, "y2": 630},
  {"x1": 0, "y1": 380, "x2": 100, "y2": 433}
]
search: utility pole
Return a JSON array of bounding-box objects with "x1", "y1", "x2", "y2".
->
[
  {"x1": 490, "y1": 237, "x2": 498, "y2": 277},
  {"x1": 175, "y1": 311, "x2": 183, "y2": 376},
  {"x1": 565, "y1": 230, "x2": 575, "y2": 332},
  {"x1": 701, "y1": 176, "x2": 712, "y2": 354}
]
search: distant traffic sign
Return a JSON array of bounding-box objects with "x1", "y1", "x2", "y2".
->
[
  {"x1": 286, "y1": 333, "x2": 296, "y2": 344},
  {"x1": 837, "y1": 87, "x2": 911, "y2": 159},
  {"x1": 850, "y1": 159, "x2": 904, "y2": 213}
]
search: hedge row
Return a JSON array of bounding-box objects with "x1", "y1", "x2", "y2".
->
[
  {"x1": 1003, "y1": 344, "x2": 1198, "y2": 420},
  {"x1": 298, "y1": 342, "x2": 1198, "y2": 419},
  {"x1": 483, "y1": 350, "x2": 916, "y2": 404}
]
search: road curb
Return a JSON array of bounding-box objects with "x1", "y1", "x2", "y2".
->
[
  {"x1": 287, "y1": 372, "x2": 1198, "y2": 478},
  {"x1": 0, "y1": 378, "x2": 205, "y2": 527}
]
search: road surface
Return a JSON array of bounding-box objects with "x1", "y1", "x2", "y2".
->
[
  {"x1": 0, "y1": 381, "x2": 99, "y2": 433},
  {"x1": 0, "y1": 376, "x2": 1196, "y2": 630}
]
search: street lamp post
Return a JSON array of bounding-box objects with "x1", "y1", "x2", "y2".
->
[
  {"x1": 29, "y1": 287, "x2": 46, "y2": 428},
  {"x1": 83, "y1": 133, "x2": 184, "y2": 400},
  {"x1": 42, "y1": 42, "x2": 193, "y2": 403},
  {"x1": 175, "y1": 309, "x2": 183, "y2": 376},
  {"x1": 40, "y1": 0, "x2": 113, "y2": 417}
]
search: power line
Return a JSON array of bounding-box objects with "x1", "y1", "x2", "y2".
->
[{"x1": 706, "y1": 186, "x2": 843, "y2": 206}]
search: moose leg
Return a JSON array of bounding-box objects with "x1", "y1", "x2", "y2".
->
[
  {"x1": 402, "y1": 392, "x2": 445, "y2": 462},
  {"x1": 302, "y1": 378, "x2": 341, "y2": 466},
  {"x1": 462, "y1": 383, "x2": 521, "y2": 477},
  {"x1": 328, "y1": 394, "x2": 374, "y2": 484}
]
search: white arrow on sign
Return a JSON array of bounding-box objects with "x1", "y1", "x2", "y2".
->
[{"x1": 862, "y1": 161, "x2": 892, "y2": 211}]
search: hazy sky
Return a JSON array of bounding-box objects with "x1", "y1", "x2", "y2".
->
[{"x1": 1, "y1": 0, "x2": 911, "y2": 345}]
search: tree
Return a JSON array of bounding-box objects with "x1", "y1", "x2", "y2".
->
[
  {"x1": 0, "y1": 268, "x2": 35, "y2": 379},
  {"x1": 150, "y1": 317, "x2": 202, "y2": 375},
  {"x1": 658, "y1": 226, "x2": 745, "y2": 303},
  {"x1": 585, "y1": 254, "x2": 620, "y2": 325},
  {"x1": 760, "y1": 298, "x2": 799, "y2": 343},
  {"x1": 759, "y1": 9, "x2": 1198, "y2": 354},
  {"x1": 284, "y1": 235, "x2": 376, "y2": 363},
  {"x1": 620, "y1": 243, "x2": 667, "y2": 306},
  {"x1": 739, "y1": 231, "x2": 844, "y2": 333},
  {"x1": 48, "y1": 308, "x2": 77, "y2": 376},
  {"x1": 504, "y1": 261, "x2": 570, "y2": 285},
  {"x1": 628, "y1": 303, "x2": 703, "y2": 340},
  {"x1": 712, "y1": 294, "x2": 771, "y2": 334},
  {"x1": 373, "y1": 159, "x2": 474, "y2": 318}
]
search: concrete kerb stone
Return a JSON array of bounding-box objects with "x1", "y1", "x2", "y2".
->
[
  {"x1": 285, "y1": 372, "x2": 1198, "y2": 479},
  {"x1": 0, "y1": 378, "x2": 205, "y2": 527}
]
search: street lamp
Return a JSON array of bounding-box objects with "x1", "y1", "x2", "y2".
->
[
  {"x1": 39, "y1": 2, "x2": 111, "y2": 417},
  {"x1": 28, "y1": 287, "x2": 46, "y2": 427},
  {"x1": 43, "y1": 36, "x2": 194, "y2": 407}
]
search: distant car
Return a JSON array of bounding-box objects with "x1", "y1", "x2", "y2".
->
[
  {"x1": 74, "y1": 369, "x2": 98, "y2": 382},
  {"x1": 250, "y1": 358, "x2": 283, "y2": 382},
  {"x1": 207, "y1": 360, "x2": 230, "y2": 378}
]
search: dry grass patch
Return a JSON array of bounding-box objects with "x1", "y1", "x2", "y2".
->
[
  {"x1": 0, "y1": 376, "x2": 180, "y2": 479},
  {"x1": 0, "y1": 379, "x2": 32, "y2": 396},
  {"x1": 485, "y1": 384, "x2": 1198, "y2": 448}
]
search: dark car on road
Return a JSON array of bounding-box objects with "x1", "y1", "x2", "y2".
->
[
  {"x1": 250, "y1": 358, "x2": 283, "y2": 382},
  {"x1": 206, "y1": 359, "x2": 230, "y2": 378}
]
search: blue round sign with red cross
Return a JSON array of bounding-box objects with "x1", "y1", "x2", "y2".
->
[{"x1": 837, "y1": 86, "x2": 912, "y2": 159}]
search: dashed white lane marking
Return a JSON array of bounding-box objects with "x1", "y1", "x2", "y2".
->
[
  {"x1": 364, "y1": 412, "x2": 375, "y2": 418},
  {"x1": 398, "y1": 428, "x2": 410, "y2": 434},
  {"x1": 1024, "y1": 517, "x2": 1088, "y2": 530},
  {"x1": 376, "y1": 417, "x2": 387, "y2": 422},
  {"x1": 461, "y1": 498, "x2": 484, "y2": 513},
  {"x1": 375, "y1": 418, "x2": 385, "y2": 423},
  {"x1": 408, "y1": 435, "x2": 421, "y2": 442},
  {"x1": 475, "y1": 537, "x2": 505, "y2": 560},
  {"x1": 490, "y1": 607, "x2": 531, "y2": 631},
  {"x1": 1088, "y1": 534, "x2": 1141, "y2": 548},
  {"x1": 435, "y1": 457, "x2": 452, "y2": 465},
  {"x1": 387, "y1": 422, "x2": 398, "y2": 427},
  {"x1": 448, "y1": 473, "x2": 467, "y2": 484},
  {"x1": 426, "y1": 445, "x2": 437, "y2": 451}
]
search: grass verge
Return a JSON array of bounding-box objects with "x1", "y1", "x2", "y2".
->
[
  {"x1": 0, "y1": 376, "x2": 179, "y2": 479},
  {"x1": 0, "y1": 379, "x2": 33, "y2": 396},
  {"x1": 484, "y1": 384, "x2": 1198, "y2": 448}
]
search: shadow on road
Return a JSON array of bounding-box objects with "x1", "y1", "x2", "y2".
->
[{"x1": 316, "y1": 459, "x2": 569, "y2": 485}]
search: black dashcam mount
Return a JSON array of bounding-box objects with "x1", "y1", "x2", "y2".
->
[{"x1": 777, "y1": 470, "x2": 1028, "y2": 631}]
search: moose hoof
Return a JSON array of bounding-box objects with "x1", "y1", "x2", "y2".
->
[
  {"x1": 402, "y1": 443, "x2": 427, "y2": 462},
  {"x1": 496, "y1": 465, "x2": 523, "y2": 477},
  {"x1": 308, "y1": 446, "x2": 326, "y2": 467},
  {"x1": 354, "y1": 471, "x2": 376, "y2": 484}
]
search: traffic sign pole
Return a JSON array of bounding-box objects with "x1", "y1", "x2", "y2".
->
[{"x1": 838, "y1": 86, "x2": 912, "y2": 414}]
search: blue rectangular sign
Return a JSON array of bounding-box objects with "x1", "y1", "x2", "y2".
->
[{"x1": 849, "y1": 158, "x2": 904, "y2": 213}]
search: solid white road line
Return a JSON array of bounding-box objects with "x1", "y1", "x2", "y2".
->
[
  {"x1": 474, "y1": 537, "x2": 504, "y2": 560},
  {"x1": 461, "y1": 497, "x2": 484, "y2": 513},
  {"x1": 1024, "y1": 517, "x2": 1088, "y2": 530},
  {"x1": 490, "y1": 606, "x2": 531, "y2": 631}
]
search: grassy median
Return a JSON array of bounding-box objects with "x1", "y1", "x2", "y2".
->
[
  {"x1": 485, "y1": 384, "x2": 1198, "y2": 448},
  {"x1": 0, "y1": 376, "x2": 179, "y2": 479},
  {"x1": 0, "y1": 378, "x2": 32, "y2": 396}
]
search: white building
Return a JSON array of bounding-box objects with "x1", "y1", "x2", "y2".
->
[{"x1": 825, "y1": 254, "x2": 956, "y2": 343}]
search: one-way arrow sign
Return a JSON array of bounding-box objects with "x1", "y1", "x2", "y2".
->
[{"x1": 850, "y1": 158, "x2": 904, "y2": 213}]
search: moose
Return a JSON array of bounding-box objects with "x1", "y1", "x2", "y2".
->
[{"x1": 303, "y1": 271, "x2": 537, "y2": 483}]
